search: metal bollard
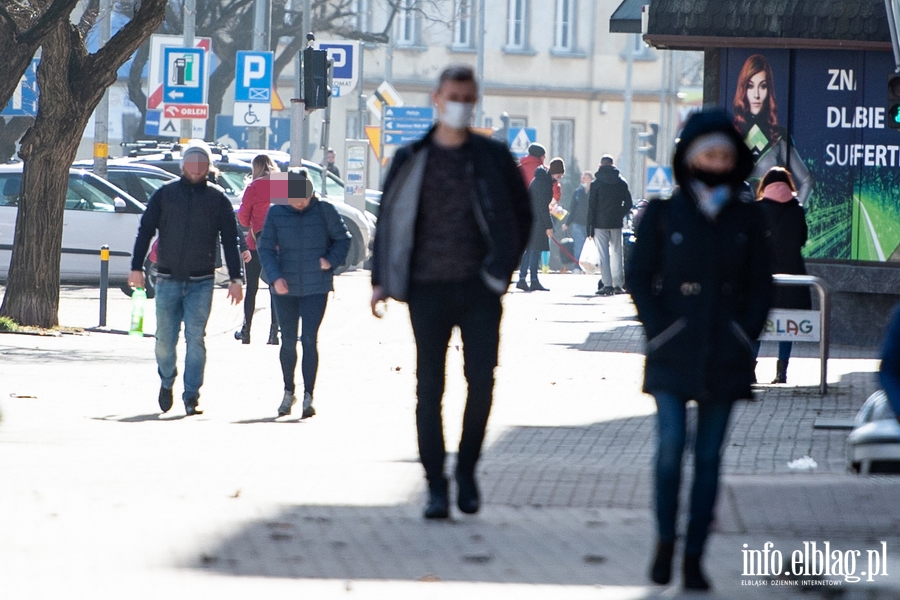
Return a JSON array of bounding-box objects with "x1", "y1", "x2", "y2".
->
[
  {"x1": 99, "y1": 245, "x2": 109, "y2": 327},
  {"x1": 771, "y1": 274, "x2": 830, "y2": 395}
]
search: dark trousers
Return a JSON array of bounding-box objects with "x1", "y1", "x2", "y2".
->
[
  {"x1": 652, "y1": 391, "x2": 734, "y2": 555},
  {"x1": 407, "y1": 277, "x2": 503, "y2": 491},
  {"x1": 243, "y1": 250, "x2": 278, "y2": 332},
  {"x1": 272, "y1": 293, "x2": 328, "y2": 395}
]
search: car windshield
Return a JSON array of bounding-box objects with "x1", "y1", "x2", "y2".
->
[{"x1": 215, "y1": 171, "x2": 249, "y2": 197}]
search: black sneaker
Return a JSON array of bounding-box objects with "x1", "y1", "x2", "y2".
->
[
  {"x1": 596, "y1": 286, "x2": 614, "y2": 296},
  {"x1": 515, "y1": 279, "x2": 530, "y2": 292},
  {"x1": 455, "y1": 469, "x2": 480, "y2": 515},
  {"x1": 184, "y1": 396, "x2": 203, "y2": 416},
  {"x1": 424, "y1": 485, "x2": 450, "y2": 519},
  {"x1": 529, "y1": 281, "x2": 550, "y2": 292},
  {"x1": 158, "y1": 387, "x2": 174, "y2": 413}
]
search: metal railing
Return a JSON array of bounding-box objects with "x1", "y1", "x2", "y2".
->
[{"x1": 771, "y1": 274, "x2": 830, "y2": 395}]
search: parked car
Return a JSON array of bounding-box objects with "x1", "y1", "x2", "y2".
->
[
  {"x1": 847, "y1": 390, "x2": 900, "y2": 474},
  {"x1": 71, "y1": 161, "x2": 175, "y2": 205},
  {"x1": 0, "y1": 163, "x2": 150, "y2": 294}
]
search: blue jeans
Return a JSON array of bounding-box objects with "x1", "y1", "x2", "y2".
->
[
  {"x1": 154, "y1": 278, "x2": 215, "y2": 401},
  {"x1": 752, "y1": 340, "x2": 793, "y2": 362},
  {"x1": 519, "y1": 250, "x2": 541, "y2": 282},
  {"x1": 652, "y1": 391, "x2": 734, "y2": 555},
  {"x1": 272, "y1": 293, "x2": 328, "y2": 395}
]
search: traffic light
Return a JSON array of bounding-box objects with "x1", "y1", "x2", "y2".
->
[
  {"x1": 638, "y1": 123, "x2": 659, "y2": 162},
  {"x1": 888, "y1": 74, "x2": 900, "y2": 129},
  {"x1": 302, "y1": 47, "x2": 330, "y2": 110}
]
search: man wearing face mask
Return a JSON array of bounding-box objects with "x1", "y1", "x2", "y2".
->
[
  {"x1": 626, "y1": 110, "x2": 773, "y2": 591},
  {"x1": 371, "y1": 64, "x2": 532, "y2": 520}
]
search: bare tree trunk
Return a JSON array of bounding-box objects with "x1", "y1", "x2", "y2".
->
[
  {"x1": 128, "y1": 40, "x2": 151, "y2": 135},
  {"x1": 0, "y1": 1, "x2": 165, "y2": 327}
]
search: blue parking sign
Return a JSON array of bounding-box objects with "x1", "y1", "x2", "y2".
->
[{"x1": 235, "y1": 51, "x2": 273, "y2": 103}]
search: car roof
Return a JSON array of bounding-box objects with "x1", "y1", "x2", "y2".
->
[{"x1": 72, "y1": 160, "x2": 176, "y2": 177}]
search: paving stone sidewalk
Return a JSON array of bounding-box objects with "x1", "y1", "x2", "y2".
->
[{"x1": 0, "y1": 274, "x2": 898, "y2": 599}]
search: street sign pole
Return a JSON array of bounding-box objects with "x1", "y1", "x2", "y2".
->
[
  {"x1": 320, "y1": 58, "x2": 334, "y2": 196},
  {"x1": 375, "y1": 90, "x2": 386, "y2": 186},
  {"x1": 249, "y1": 0, "x2": 269, "y2": 149},
  {"x1": 181, "y1": 0, "x2": 195, "y2": 142},
  {"x1": 93, "y1": 0, "x2": 111, "y2": 179}
]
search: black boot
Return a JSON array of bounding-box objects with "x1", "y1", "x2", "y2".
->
[
  {"x1": 267, "y1": 323, "x2": 279, "y2": 345},
  {"x1": 423, "y1": 477, "x2": 449, "y2": 519},
  {"x1": 771, "y1": 359, "x2": 788, "y2": 384},
  {"x1": 683, "y1": 553, "x2": 711, "y2": 591},
  {"x1": 650, "y1": 540, "x2": 675, "y2": 584},
  {"x1": 234, "y1": 322, "x2": 250, "y2": 344}
]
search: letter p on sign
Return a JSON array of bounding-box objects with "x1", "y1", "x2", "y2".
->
[{"x1": 243, "y1": 56, "x2": 267, "y2": 88}]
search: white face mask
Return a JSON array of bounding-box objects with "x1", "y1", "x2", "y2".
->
[{"x1": 439, "y1": 101, "x2": 475, "y2": 130}]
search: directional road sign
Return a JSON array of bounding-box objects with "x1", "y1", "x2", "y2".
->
[
  {"x1": 367, "y1": 80, "x2": 403, "y2": 121},
  {"x1": 235, "y1": 51, "x2": 272, "y2": 103},
  {"x1": 2, "y1": 58, "x2": 39, "y2": 117},
  {"x1": 163, "y1": 47, "x2": 205, "y2": 105},
  {"x1": 646, "y1": 165, "x2": 673, "y2": 196},
  {"x1": 508, "y1": 127, "x2": 537, "y2": 158},
  {"x1": 384, "y1": 106, "x2": 433, "y2": 120},
  {"x1": 382, "y1": 105, "x2": 433, "y2": 146},
  {"x1": 318, "y1": 41, "x2": 360, "y2": 96},
  {"x1": 384, "y1": 132, "x2": 426, "y2": 145},
  {"x1": 215, "y1": 116, "x2": 291, "y2": 151}
]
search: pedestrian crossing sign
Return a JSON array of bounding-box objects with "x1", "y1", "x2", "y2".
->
[
  {"x1": 508, "y1": 127, "x2": 537, "y2": 158},
  {"x1": 646, "y1": 165, "x2": 673, "y2": 196}
]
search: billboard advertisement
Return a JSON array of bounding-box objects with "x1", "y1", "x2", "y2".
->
[{"x1": 721, "y1": 49, "x2": 900, "y2": 262}]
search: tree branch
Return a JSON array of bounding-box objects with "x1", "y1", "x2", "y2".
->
[
  {"x1": 20, "y1": 0, "x2": 82, "y2": 45},
  {"x1": 80, "y1": 0, "x2": 167, "y2": 93}
]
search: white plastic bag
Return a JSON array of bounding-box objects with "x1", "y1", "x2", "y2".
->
[{"x1": 579, "y1": 237, "x2": 601, "y2": 274}]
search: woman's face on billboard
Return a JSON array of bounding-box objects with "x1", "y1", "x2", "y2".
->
[{"x1": 747, "y1": 71, "x2": 768, "y2": 115}]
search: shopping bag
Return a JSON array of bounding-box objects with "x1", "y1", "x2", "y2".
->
[{"x1": 579, "y1": 237, "x2": 601, "y2": 274}]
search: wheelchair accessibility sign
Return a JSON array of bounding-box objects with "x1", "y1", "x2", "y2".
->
[{"x1": 233, "y1": 102, "x2": 271, "y2": 127}]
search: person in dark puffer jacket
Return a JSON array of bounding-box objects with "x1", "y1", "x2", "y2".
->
[
  {"x1": 257, "y1": 169, "x2": 351, "y2": 419},
  {"x1": 129, "y1": 141, "x2": 244, "y2": 417}
]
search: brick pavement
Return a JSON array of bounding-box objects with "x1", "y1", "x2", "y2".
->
[{"x1": 1, "y1": 273, "x2": 899, "y2": 599}]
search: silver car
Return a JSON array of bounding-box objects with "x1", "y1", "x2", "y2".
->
[{"x1": 0, "y1": 163, "x2": 145, "y2": 289}]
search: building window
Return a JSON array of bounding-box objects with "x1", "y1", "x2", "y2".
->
[
  {"x1": 397, "y1": 0, "x2": 418, "y2": 46},
  {"x1": 553, "y1": 0, "x2": 574, "y2": 51},
  {"x1": 509, "y1": 117, "x2": 528, "y2": 128},
  {"x1": 506, "y1": 0, "x2": 527, "y2": 49},
  {"x1": 355, "y1": 0, "x2": 371, "y2": 33},
  {"x1": 551, "y1": 119, "x2": 574, "y2": 169},
  {"x1": 453, "y1": 0, "x2": 474, "y2": 48},
  {"x1": 622, "y1": 33, "x2": 655, "y2": 61}
]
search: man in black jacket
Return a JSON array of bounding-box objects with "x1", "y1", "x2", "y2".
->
[
  {"x1": 129, "y1": 142, "x2": 244, "y2": 416},
  {"x1": 587, "y1": 155, "x2": 633, "y2": 295},
  {"x1": 371, "y1": 64, "x2": 531, "y2": 520}
]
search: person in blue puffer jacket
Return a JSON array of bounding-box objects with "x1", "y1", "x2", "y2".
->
[{"x1": 257, "y1": 169, "x2": 351, "y2": 419}]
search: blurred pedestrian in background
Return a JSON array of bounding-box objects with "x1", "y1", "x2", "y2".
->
[
  {"x1": 236, "y1": 154, "x2": 280, "y2": 345},
  {"x1": 563, "y1": 171, "x2": 593, "y2": 273},
  {"x1": 588, "y1": 155, "x2": 633, "y2": 296},
  {"x1": 751, "y1": 166, "x2": 809, "y2": 384},
  {"x1": 626, "y1": 110, "x2": 773, "y2": 591},
  {"x1": 518, "y1": 158, "x2": 564, "y2": 292}
]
